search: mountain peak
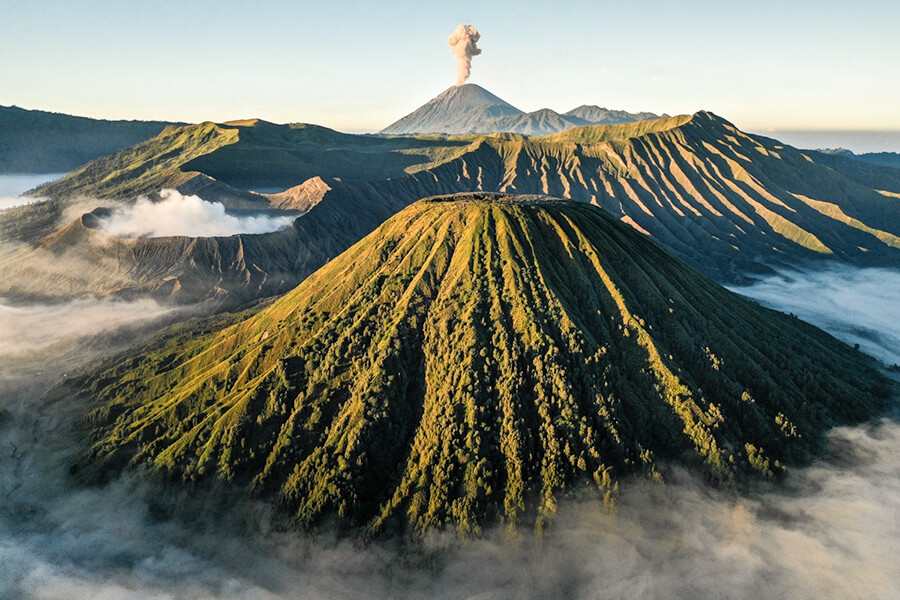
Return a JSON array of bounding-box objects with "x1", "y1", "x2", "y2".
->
[
  {"x1": 382, "y1": 87, "x2": 666, "y2": 136},
  {"x1": 564, "y1": 104, "x2": 666, "y2": 126},
  {"x1": 433, "y1": 83, "x2": 520, "y2": 109},
  {"x1": 380, "y1": 84, "x2": 522, "y2": 135}
]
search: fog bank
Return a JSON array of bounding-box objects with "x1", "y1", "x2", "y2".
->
[
  {"x1": 0, "y1": 173, "x2": 63, "y2": 211},
  {"x1": 0, "y1": 298, "x2": 175, "y2": 357},
  {"x1": 729, "y1": 265, "x2": 900, "y2": 366},
  {"x1": 98, "y1": 189, "x2": 295, "y2": 238}
]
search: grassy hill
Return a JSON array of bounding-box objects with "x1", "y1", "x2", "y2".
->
[
  {"x1": 34, "y1": 119, "x2": 470, "y2": 200},
  {"x1": 79, "y1": 194, "x2": 893, "y2": 537}
]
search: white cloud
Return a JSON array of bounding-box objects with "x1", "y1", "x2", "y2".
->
[
  {"x1": 0, "y1": 196, "x2": 42, "y2": 211},
  {"x1": 0, "y1": 298, "x2": 175, "y2": 358},
  {"x1": 728, "y1": 265, "x2": 900, "y2": 365},
  {"x1": 99, "y1": 189, "x2": 295, "y2": 238},
  {"x1": 0, "y1": 174, "x2": 63, "y2": 211},
  {"x1": 0, "y1": 173, "x2": 65, "y2": 197}
]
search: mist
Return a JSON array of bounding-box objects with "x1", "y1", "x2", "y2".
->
[
  {"x1": 728, "y1": 265, "x2": 900, "y2": 366},
  {"x1": 0, "y1": 173, "x2": 63, "y2": 211},
  {"x1": 0, "y1": 266, "x2": 897, "y2": 599},
  {"x1": 98, "y1": 189, "x2": 296, "y2": 238},
  {"x1": 0, "y1": 298, "x2": 175, "y2": 357}
]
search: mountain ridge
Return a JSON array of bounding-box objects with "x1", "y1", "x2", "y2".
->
[
  {"x1": 0, "y1": 104, "x2": 181, "y2": 173},
  {"x1": 6, "y1": 110, "x2": 899, "y2": 306}
]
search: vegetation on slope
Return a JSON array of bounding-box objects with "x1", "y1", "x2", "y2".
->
[
  {"x1": 32, "y1": 120, "x2": 471, "y2": 200},
  {"x1": 81, "y1": 195, "x2": 892, "y2": 537},
  {"x1": 536, "y1": 114, "x2": 692, "y2": 144},
  {"x1": 35, "y1": 122, "x2": 240, "y2": 200}
]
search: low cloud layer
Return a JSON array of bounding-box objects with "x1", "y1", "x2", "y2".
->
[
  {"x1": 0, "y1": 267, "x2": 897, "y2": 599},
  {"x1": 0, "y1": 173, "x2": 62, "y2": 211},
  {"x1": 0, "y1": 196, "x2": 42, "y2": 211},
  {"x1": 99, "y1": 189, "x2": 296, "y2": 238},
  {"x1": 0, "y1": 298, "x2": 174, "y2": 358},
  {"x1": 0, "y1": 173, "x2": 65, "y2": 197},
  {"x1": 728, "y1": 265, "x2": 900, "y2": 365}
]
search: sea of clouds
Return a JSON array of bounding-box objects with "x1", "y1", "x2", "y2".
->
[
  {"x1": 0, "y1": 265, "x2": 896, "y2": 599},
  {"x1": 729, "y1": 265, "x2": 900, "y2": 366}
]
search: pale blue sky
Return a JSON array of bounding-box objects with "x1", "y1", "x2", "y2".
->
[{"x1": 1, "y1": 0, "x2": 898, "y2": 134}]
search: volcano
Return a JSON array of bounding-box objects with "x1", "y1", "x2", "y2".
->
[
  {"x1": 380, "y1": 84, "x2": 663, "y2": 135},
  {"x1": 81, "y1": 194, "x2": 891, "y2": 536},
  {"x1": 380, "y1": 84, "x2": 524, "y2": 135}
]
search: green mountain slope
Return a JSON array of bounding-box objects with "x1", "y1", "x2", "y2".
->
[
  {"x1": 34, "y1": 119, "x2": 470, "y2": 200},
  {"x1": 80, "y1": 195, "x2": 892, "y2": 536},
  {"x1": 0, "y1": 105, "x2": 178, "y2": 173}
]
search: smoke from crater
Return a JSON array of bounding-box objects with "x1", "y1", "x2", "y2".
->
[
  {"x1": 448, "y1": 24, "x2": 481, "y2": 86},
  {"x1": 98, "y1": 189, "x2": 296, "y2": 238}
]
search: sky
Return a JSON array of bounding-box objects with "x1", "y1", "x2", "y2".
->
[{"x1": 1, "y1": 0, "x2": 899, "y2": 136}]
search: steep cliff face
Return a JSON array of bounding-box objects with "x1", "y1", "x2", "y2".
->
[{"x1": 81, "y1": 195, "x2": 892, "y2": 536}]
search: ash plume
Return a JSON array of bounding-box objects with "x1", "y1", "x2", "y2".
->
[{"x1": 448, "y1": 24, "x2": 481, "y2": 86}]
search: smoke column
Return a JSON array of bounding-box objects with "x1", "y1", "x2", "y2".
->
[{"x1": 448, "y1": 24, "x2": 481, "y2": 86}]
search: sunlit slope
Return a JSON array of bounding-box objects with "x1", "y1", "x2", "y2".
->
[
  {"x1": 82, "y1": 195, "x2": 892, "y2": 536},
  {"x1": 34, "y1": 122, "x2": 242, "y2": 201},
  {"x1": 33, "y1": 119, "x2": 470, "y2": 199}
]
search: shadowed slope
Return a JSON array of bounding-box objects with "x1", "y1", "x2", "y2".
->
[
  {"x1": 81, "y1": 195, "x2": 892, "y2": 537},
  {"x1": 0, "y1": 104, "x2": 179, "y2": 173}
]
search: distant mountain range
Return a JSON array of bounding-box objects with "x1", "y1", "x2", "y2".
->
[
  {"x1": 0, "y1": 105, "x2": 179, "y2": 173},
  {"x1": 380, "y1": 84, "x2": 666, "y2": 135},
  {"x1": 78, "y1": 194, "x2": 893, "y2": 536},
  {"x1": 812, "y1": 147, "x2": 900, "y2": 170}
]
